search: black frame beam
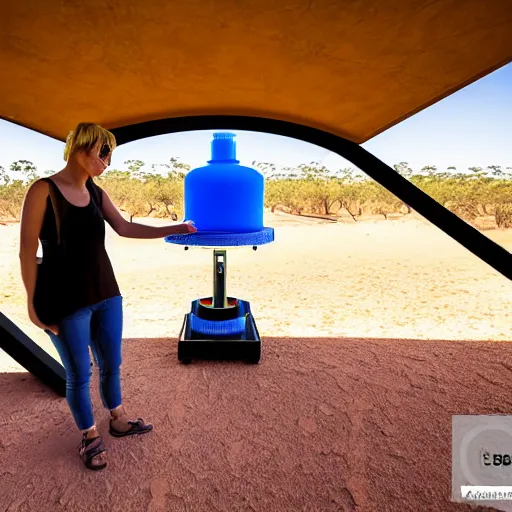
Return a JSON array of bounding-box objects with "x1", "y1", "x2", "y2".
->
[
  {"x1": 112, "y1": 115, "x2": 511, "y2": 281},
  {"x1": 0, "y1": 311, "x2": 66, "y2": 396}
]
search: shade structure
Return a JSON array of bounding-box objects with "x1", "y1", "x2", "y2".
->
[
  {"x1": 1, "y1": 0, "x2": 512, "y2": 393},
  {"x1": 1, "y1": 0, "x2": 511, "y2": 143}
]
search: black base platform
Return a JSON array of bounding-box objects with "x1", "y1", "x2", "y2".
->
[{"x1": 177, "y1": 298, "x2": 261, "y2": 364}]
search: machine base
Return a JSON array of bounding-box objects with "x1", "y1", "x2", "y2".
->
[{"x1": 178, "y1": 298, "x2": 261, "y2": 364}]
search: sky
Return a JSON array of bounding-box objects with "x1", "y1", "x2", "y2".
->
[{"x1": 1, "y1": 63, "x2": 511, "y2": 177}]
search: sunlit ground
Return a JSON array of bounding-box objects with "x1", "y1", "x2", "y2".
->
[{"x1": 2, "y1": 211, "x2": 511, "y2": 372}]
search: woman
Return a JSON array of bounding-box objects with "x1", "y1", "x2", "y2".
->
[{"x1": 19, "y1": 122, "x2": 197, "y2": 471}]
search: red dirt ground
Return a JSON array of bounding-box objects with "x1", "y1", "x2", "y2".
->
[{"x1": 2, "y1": 336, "x2": 510, "y2": 511}]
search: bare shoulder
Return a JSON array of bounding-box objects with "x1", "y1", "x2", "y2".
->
[
  {"x1": 25, "y1": 178, "x2": 51, "y2": 200},
  {"x1": 20, "y1": 179, "x2": 51, "y2": 238}
]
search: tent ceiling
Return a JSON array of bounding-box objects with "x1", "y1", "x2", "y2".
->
[{"x1": 1, "y1": 0, "x2": 511, "y2": 143}]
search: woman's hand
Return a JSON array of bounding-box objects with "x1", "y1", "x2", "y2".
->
[
  {"x1": 171, "y1": 221, "x2": 197, "y2": 235},
  {"x1": 28, "y1": 302, "x2": 59, "y2": 335}
]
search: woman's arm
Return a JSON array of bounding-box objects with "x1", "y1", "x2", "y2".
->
[
  {"x1": 19, "y1": 180, "x2": 58, "y2": 333},
  {"x1": 19, "y1": 180, "x2": 48, "y2": 303},
  {"x1": 100, "y1": 189, "x2": 197, "y2": 239}
]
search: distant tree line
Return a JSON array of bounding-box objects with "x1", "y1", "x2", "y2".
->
[{"x1": 0, "y1": 159, "x2": 511, "y2": 228}]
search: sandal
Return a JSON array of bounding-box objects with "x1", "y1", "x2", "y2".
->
[
  {"x1": 109, "y1": 417, "x2": 153, "y2": 438},
  {"x1": 77, "y1": 434, "x2": 107, "y2": 471}
]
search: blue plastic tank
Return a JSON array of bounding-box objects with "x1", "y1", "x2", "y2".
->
[{"x1": 184, "y1": 133, "x2": 264, "y2": 233}]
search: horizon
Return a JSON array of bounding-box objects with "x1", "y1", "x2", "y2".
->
[{"x1": 0, "y1": 63, "x2": 511, "y2": 179}]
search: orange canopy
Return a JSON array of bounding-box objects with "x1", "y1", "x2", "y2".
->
[{"x1": 0, "y1": 0, "x2": 511, "y2": 143}]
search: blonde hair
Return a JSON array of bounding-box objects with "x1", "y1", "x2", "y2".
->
[{"x1": 63, "y1": 122, "x2": 117, "y2": 162}]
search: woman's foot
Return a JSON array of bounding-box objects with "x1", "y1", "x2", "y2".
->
[
  {"x1": 109, "y1": 405, "x2": 153, "y2": 437},
  {"x1": 110, "y1": 405, "x2": 133, "y2": 432},
  {"x1": 78, "y1": 432, "x2": 107, "y2": 470}
]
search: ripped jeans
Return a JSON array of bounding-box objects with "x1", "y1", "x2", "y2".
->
[{"x1": 45, "y1": 295, "x2": 123, "y2": 431}]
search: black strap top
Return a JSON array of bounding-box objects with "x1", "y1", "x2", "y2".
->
[{"x1": 39, "y1": 177, "x2": 120, "y2": 319}]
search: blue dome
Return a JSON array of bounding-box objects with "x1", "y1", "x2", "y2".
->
[{"x1": 183, "y1": 133, "x2": 264, "y2": 234}]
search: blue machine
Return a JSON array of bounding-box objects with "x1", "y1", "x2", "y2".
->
[{"x1": 165, "y1": 132, "x2": 275, "y2": 364}]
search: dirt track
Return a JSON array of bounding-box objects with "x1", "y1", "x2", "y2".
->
[{"x1": 2, "y1": 335, "x2": 511, "y2": 511}]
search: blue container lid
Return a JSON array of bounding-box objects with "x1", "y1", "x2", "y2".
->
[{"x1": 165, "y1": 227, "x2": 274, "y2": 247}]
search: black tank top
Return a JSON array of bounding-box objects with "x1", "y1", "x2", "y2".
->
[{"x1": 38, "y1": 177, "x2": 120, "y2": 320}]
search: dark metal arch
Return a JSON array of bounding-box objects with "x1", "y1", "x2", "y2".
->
[
  {"x1": 2, "y1": 114, "x2": 510, "y2": 398},
  {"x1": 112, "y1": 115, "x2": 511, "y2": 281}
]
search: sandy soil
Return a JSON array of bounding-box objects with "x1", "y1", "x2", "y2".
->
[
  {"x1": 1, "y1": 212, "x2": 511, "y2": 370},
  {"x1": 1, "y1": 213, "x2": 511, "y2": 511}
]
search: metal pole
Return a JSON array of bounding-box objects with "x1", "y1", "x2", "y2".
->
[{"x1": 213, "y1": 249, "x2": 227, "y2": 308}]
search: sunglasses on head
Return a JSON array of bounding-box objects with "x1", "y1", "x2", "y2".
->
[{"x1": 99, "y1": 144, "x2": 111, "y2": 160}]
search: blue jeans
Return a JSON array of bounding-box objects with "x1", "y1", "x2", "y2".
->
[{"x1": 45, "y1": 295, "x2": 123, "y2": 431}]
